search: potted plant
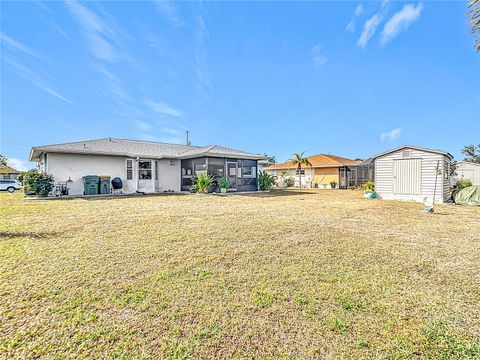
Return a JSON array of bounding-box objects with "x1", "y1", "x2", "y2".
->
[
  {"x1": 361, "y1": 181, "x2": 376, "y2": 199},
  {"x1": 330, "y1": 181, "x2": 337, "y2": 189},
  {"x1": 219, "y1": 177, "x2": 230, "y2": 193}
]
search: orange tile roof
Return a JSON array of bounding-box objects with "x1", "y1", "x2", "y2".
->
[{"x1": 266, "y1": 154, "x2": 361, "y2": 170}]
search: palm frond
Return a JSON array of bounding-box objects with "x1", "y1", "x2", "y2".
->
[{"x1": 468, "y1": 0, "x2": 480, "y2": 52}]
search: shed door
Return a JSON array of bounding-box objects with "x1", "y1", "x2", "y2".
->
[{"x1": 393, "y1": 159, "x2": 421, "y2": 195}]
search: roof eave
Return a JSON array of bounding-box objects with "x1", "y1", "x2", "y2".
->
[
  {"x1": 372, "y1": 145, "x2": 453, "y2": 160},
  {"x1": 29, "y1": 148, "x2": 169, "y2": 160}
]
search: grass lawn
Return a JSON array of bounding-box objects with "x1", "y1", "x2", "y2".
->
[{"x1": 1, "y1": 190, "x2": 479, "y2": 359}]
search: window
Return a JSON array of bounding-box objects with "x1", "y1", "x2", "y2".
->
[
  {"x1": 193, "y1": 158, "x2": 207, "y2": 176},
  {"x1": 155, "y1": 160, "x2": 158, "y2": 180},
  {"x1": 242, "y1": 160, "x2": 257, "y2": 178},
  {"x1": 208, "y1": 157, "x2": 225, "y2": 177},
  {"x1": 138, "y1": 161, "x2": 152, "y2": 180},
  {"x1": 126, "y1": 160, "x2": 133, "y2": 180},
  {"x1": 295, "y1": 169, "x2": 305, "y2": 175},
  {"x1": 181, "y1": 159, "x2": 193, "y2": 177}
]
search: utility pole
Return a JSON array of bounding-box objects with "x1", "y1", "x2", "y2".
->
[{"x1": 186, "y1": 130, "x2": 191, "y2": 146}]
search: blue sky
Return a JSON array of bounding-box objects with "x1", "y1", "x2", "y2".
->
[{"x1": 1, "y1": 1, "x2": 479, "y2": 170}]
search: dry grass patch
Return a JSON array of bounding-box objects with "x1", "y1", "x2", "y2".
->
[{"x1": 1, "y1": 190, "x2": 479, "y2": 359}]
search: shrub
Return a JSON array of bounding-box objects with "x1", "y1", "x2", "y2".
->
[
  {"x1": 218, "y1": 177, "x2": 230, "y2": 190},
  {"x1": 192, "y1": 172, "x2": 216, "y2": 194},
  {"x1": 361, "y1": 181, "x2": 375, "y2": 192},
  {"x1": 284, "y1": 177, "x2": 295, "y2": 188},
  {"x1": 19, "y1": 169, "x2": 54, "y2": 196},
  {"x1": 457, "y1": 178, "x2": 472, "y2": 189},
  {"x1": 258, "y1": 171, "x2": 275, "y2": 191}
]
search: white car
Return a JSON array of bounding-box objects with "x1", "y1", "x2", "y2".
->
[{"x1": 0, "y1": 179, "x2": 22, "y2": 193}]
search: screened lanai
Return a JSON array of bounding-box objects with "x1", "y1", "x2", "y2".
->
[{"x1": 338, "y1": 158, "x2": 374, "y2": 188}]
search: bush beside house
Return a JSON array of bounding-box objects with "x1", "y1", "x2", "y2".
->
[{"x1": 18, "y1": 169, "x2": 54, "y2": 196}]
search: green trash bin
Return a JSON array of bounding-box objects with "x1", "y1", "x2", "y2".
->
[
  {"x1": 82, "y1": 175, "x2": 100, "y2": 195},
  {"x1": 99, "y1": 176, "x2": 111, "y2": 194}
]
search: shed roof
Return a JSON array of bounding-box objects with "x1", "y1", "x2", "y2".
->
[
  {"x1": 372, "y1": 145, "x2": 453, "y2": 160},
  {"x1": 457, "y1": 161, "x2": 480, "y2": 167},
  {"x1": 266, "y1": 153, "x2": 361, "y2": 170},
  {"x1": 29, "y1": 138, "x2": 266, "y2": 161}
]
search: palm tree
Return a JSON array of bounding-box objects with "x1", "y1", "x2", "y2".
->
[
  {"x1": 469, "y1": 0, "x2": 480, "y2": 52},
  {"x1": 288, "y1": 152, "x2": 312, "y2": 189}
]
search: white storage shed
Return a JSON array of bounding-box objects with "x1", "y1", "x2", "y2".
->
[
  {"x1": 454, "y1": 161, "x2": 480, "y2": 186},
  {"x1": 373, "y1": 146, "x2": 453, "y2": 203}
]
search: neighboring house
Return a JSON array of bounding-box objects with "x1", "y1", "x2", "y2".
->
[
  {"x1": 0, "y1": 166, "x2": 20, "y2": 179},
  {"x1": 258, "y1": 158, "x2": 274, "y2": 174},
  {"x1": 264, "y1": 154, "x2": 361, "y2": 188},
  {"x1": 29, "y1": 138, "x2": 266, "y2": 196},
  {"x1": 373, "y1": 145, "x2": 453, "y2": 204},
  {"x1": 453, "y1": 161, "x2": 480, "y2": 185}
]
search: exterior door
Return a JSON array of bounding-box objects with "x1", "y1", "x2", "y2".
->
[
  {"x1": 138, "y1": 160, "x2": 153, "y2": 192},
  {"x1": 393, "y1": 159, "x2": 421, "y2": 195},
  {"x1": 226, "y1": 161, "x2": 237, "y2": 190}
]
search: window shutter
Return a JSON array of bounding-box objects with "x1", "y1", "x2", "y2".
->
[{"x1": 126, "y1": 160, "x2": 133, "y2": 180}]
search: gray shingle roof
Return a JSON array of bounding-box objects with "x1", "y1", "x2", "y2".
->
[
  {"x1": 29, "y1": 138, "x2": 266, "y2": 161},
  {"x1": 371, "y1": 145, "x2": 453, "y2": 160}
]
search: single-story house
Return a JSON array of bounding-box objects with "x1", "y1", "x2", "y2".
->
[
  {"x1": 29, "y1": 138, "x2": 267, "y2": 195},
  {"x1": 373, "y1": 145, "x2": 453, "y2": 203},
  {"x1": 0, "y1": 165, "x2": 20, "y2": 179},
  {"x1": 264, "y1": 154, "x2": 362, "y2": 188},
  {"x1": 453, "y1": 161, "x2": 480, "y2": 185}
]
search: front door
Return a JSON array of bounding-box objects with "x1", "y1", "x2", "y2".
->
[
  {"x1": 138, "y1": 160, "x2": 153, "y2": 192},
  {"x1": 393, "y1": 159, "x2": 421, "y2": 195},
  {"x1": 226, "y1": 161, "x2": 238, "y2": 190}
]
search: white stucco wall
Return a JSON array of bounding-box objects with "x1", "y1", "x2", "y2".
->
[
  {"x1": 44, "y1": 153, "x2": 181, "y2": 195},
  {"x1": 155, "y1": 159, "x2": 181, "y2": 192},
  {"x1": 46, "y1": 153, "x2": 136, "y2": 195},
  {"x1": 267, "y1": 168, "x2": 315, "y2": 188}
]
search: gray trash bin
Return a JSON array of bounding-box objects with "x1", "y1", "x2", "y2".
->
[
  {"x1": 82, "y1": 176, "x2": 100, "y2": 195},
  {"x1": 99, "y1": 176, "x2": 111, "y2": 194}
]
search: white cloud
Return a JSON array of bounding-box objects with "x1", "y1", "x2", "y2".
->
[
  {"x1": 345, "y1": 4, "x2": 366, "y2": 33},
  {"x1": 357, "y1": 13, "x2": 383, "y2": 48},
  {"x1": 154, "y1": 1, "x2": 184, "y2": 26},
  {"x1": 65, "y1": 0, "x2": 117, "y2": 62},
  {"x1": 133, "y1": 120, "x2": 153, "y2": 132},
  {"x1": 311, "y1": 44, "x2": 327, "y2": 66},
  {"x1": 3, "y1": 57, "x2": 73, "y2": 104},
  {"x1": 380, "y1": 3, "x2": 423, "y2": 45},
  {"x1": 355, "y1": 4, "x2": 365, "y2": 16},
  {"x1": 346, "y1": 20, "x2": 355, "y2": 33},
  {"x1": 380, "y1": 128, "x2": 402, "y2": 142},
  {"x1": 0, "y1": 32, "x2": 50, "y2": 62},
  {"x1": 146, "y1": 101, "x2": 183, "y2": 118},
  {"x1": 93, "y1": 66, "x2": 129, "y2": 100},
  {"x1": 194, "y1": 15, "x2": 213, "y2": 98},
  {"x1": 7, "y1": 158, "x2": 29, "y2": 171}
]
